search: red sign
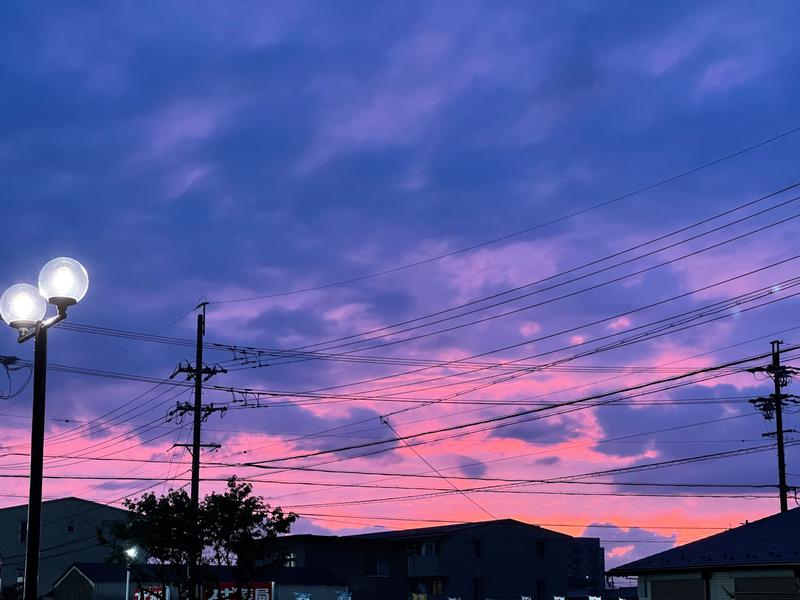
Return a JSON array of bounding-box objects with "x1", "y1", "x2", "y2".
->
[{"x1": 134, "y1": 588, "x2": 168, "y2": 600}]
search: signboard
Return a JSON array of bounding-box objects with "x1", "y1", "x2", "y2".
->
[
  {"x1": 203, "y1": 584, "x2": 272, "y2": 600},
  {"x1": 134, "y1": 588, "x2": 169, "y2": 600}
]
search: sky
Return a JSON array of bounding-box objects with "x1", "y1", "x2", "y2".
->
[{"x1": 2, "y1": 0, "x2": 800, "y2": 570}]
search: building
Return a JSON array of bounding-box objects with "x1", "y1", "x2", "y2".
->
[
  {"x1": 607, "y1": 507, "x2": 800, "y2": 599},
  {"x1": 280, "y1": 533, "x2": 405, "y2": 599},
  {"x1": 0, "y1": 497, "x2": 127, "y2": 598},
  {"x1": 567, "y1": 536, "x2": 606, "y2": 598},
  {"x1": 280, "y1": 518, "x2": 605, "y2": 599},
  {"x1": 50, "y1": 562, "x2": 348, "y2": 600}
]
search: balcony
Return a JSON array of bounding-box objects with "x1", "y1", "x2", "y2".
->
[{"x1": 408, "y1": 554, "x2": 442, "y2": 577}]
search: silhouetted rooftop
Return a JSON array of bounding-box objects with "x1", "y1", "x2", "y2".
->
[
  {"x1": 609, "y1": 508, "x2": 800, "y2": 575},
  {"x1": 53, "y1": 562, "x2": 345, "y2": 588},
  {"x1": 347, "y1": 517, "x2": 572, "y2": 540}
]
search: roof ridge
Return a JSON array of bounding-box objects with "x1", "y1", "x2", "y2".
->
[{"x1": 609, "y1": 508, "x2": 800, "y2": 575}]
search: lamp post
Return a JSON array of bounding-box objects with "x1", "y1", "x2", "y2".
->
[
  {"x1": 0, "y1": 257, "x2": 89, "y2": 600},
  {"x1": 125, "y1": 546, "x2": 139, "y2": 600}
]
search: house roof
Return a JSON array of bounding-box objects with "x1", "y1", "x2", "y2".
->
[
  {"x1": 347, "y1": 518, "x2": 571, "y2": 540},
  {"x1": 53, "y1": 563, "x2": 346, "y2": 588},
  {"x1": 608, "y1": 508, "x2": 800, "y2": 575},
  {"x1": 52, "y1": 563, "x2": 178, "y2": 588},
  {"x1": 0, "y1": 496, "x2": 128, "y2": 514}
]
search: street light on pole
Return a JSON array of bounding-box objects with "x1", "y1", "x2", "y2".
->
[
  {"x1": 0, "y1": 257, "x2": 89, "y2": 600},
  {"x1": 125, "y1": 546, "x2": 139, "y2": 600}
]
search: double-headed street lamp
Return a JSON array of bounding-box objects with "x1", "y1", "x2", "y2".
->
[{"x1": 0, "y1": 257, "x2": 89, "y2": 600}]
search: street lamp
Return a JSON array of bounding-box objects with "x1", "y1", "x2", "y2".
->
[
  {"x1": 125, "y1": 547, "x2": 139, "y2": 600},
  {"x1": 0, "y1": 257, "x2": 89, "y2": 600}
]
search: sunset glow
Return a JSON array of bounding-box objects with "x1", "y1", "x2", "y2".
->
[{"x1": 1, "y1": 2, "x2": 800, "y2": 577}]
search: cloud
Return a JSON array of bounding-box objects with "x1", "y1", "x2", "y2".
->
[
  {"x1": 607, "y1": 317, "x2": 631, "y2": 332},
  {"x1": 1, "y1": 0, "x2": 800, "y2": 541},
  {"x1": 589, "y1": 522, "x2": 677, "y2": 568},
  {"x1": 694, "y1": 54, "x2": 767, "y2": 96},
  {"x1": 519, "y1": 321, "x2": 543, "y2": 337},
  {"x1": 298, "y1": 5, "x2": 539, "y2": 171},
  {"x1": 454, "y1": 456, "x2": 488, "y2": 478}
]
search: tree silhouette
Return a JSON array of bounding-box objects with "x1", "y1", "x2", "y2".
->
[
  {"x1": 104, "y1": 477, "x2": 297, "y2": 600},
  {"x1": 202, "y1": 477, "x2": 296, "y2": 599}
]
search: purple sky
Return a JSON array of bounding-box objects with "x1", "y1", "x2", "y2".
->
[{"x1": 2, "y1": 1, "x2": 800, "y2": 568}]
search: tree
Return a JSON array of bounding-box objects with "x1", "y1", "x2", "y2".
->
[
  {"x1": 201, "y1": 477, "x2": 297, "y2": 599},
  {"x1": 103, "y1": 478, "x2": 296, "y2": 600},
  {"x1": 104, "y1": 488, "x2": 198, "y2": 600}
]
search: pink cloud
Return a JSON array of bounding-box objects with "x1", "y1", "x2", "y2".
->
[
  {"x1": 607, "y1": 544, "x2": 634, "y2": 558},
  {"x1": 607, "y1": 317, "x2": 631, "y2": 332},
  {"x1": 519, "y1": 321, "x2": 543, "y2": 337},
  {"x1": 439, "y1": 240, "x2": 562, "y2": 302}
]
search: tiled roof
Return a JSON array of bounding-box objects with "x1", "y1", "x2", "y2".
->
[{"x1": 608, "y1": 508, "x2": 800, "y2": 575}]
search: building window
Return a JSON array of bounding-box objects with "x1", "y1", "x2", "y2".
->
[
  {"x1": 65, "y1": 524, "x2": 76, "y2": 534},
  {"x1": 420, "y1": 541, "x2": 439, "y2": 556},
  {"x1": 283, "y1": 552, "x2": 297, "y2": 567},
  {"x1": 19, "y1": 521, "x2": 27, "y2": 544},
  {"x1": 364, "y1": 560, "x2": 390, "y2": 577},
  {"x1": 536, "y1": 541, "x2": 545, "y2": 560},
  {"x1": 735, "y1": 576, "x2": 800, "y2": 599},
  {"x1": 650, "y1": 579, "x2": 704, "y2": 599},
  {"x1": 472, "y1": 539, "x2": 482, "y2": 558},
  {"x1": 536, "y1": 579, "x2": 546, "y2": 597}
]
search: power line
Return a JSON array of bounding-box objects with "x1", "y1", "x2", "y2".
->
[
  {"x1": 241, "y1": 350, "x2": 776, "y2": 466},
  {"x1": 295, "y1": 512, "x2": 731, "y2": 531},
  {"x1": 206, "y1": 125, "x2": 800, "y2": 303},
  {"x1": 45, "y1": 229, "x2": 800, "y2": 454},
  {"x1": 62, "y1": 184, "x2": 800, "y2": 369},
  {"x1": 239, "y1": 353, "x2": 800, "y2": 486},
  {"x1": 259, "y1": 211, "x2": 800, "y2": 387},
  {"x1": 55, "y1": 265, "x2": 800, "y2": 410},
  {"x1": 236, "y1": 412, "x2": 761, "y2": 489},
  {"x1": 281, "y1": 186, "x2": 800, "y2": 356},
  {"x1": 185, "y1": 251, "x2": 800, "y2": 421},
  {"x1": 219, "y1": 325, "x2": 800, "y2": 463},
  {"x1": 381, "y1": 416, "x2": 496, "y2": 519},
  {"x1": 294, "y1": 280, "x2": 800, "y2": 412}
]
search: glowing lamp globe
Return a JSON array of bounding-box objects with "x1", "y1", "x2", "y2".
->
[
  {"x1": 125, "y1": 547, "x2": 138, "y2": 559},
  {"x1": 0, "y1": 283, "x2": 47, "y2": 330},
  {"x1": 38, "y1": 257, "x2": 89, "y2": 309}
]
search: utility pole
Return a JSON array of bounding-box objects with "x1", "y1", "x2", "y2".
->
[
  {"x1": 749, "y1": 340, "x2": 799, "y2": 512},
  {"x1": 168, "y1": 303, "x2": 226, "y2": 600}
]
